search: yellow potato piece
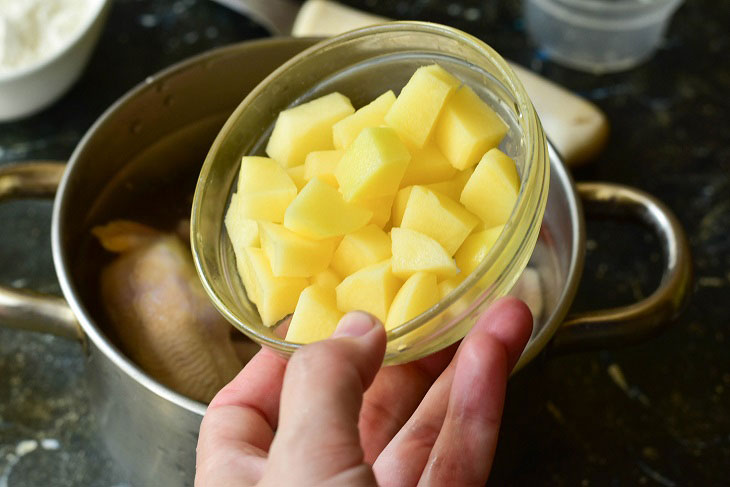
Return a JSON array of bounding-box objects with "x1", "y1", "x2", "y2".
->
[
  {"x1": 400, "y1": 186, "x2": 479, "y2": 256},
  {"x1": 385, "y1": 272, "x2": 440, "y2": 331},
  {"x1": 311, "y1": 268, "x2": 341, "y2": 289},
  {"x1": 400, "y1": 143, "x2": 456, "y2": 187},
  {"x1": 330, "y1": 224, "x2": 391, "y2": 278},
  {"x1": 259, "y1": 222, "x2": 337, "y2": 278},
  {"x1": 335, "y1": 260, "x2": 402, "y2": 324},
  {"x1": 454, "y1": 225, "x2": 504, "y2": 278},
  {"x1": 332, "y1": 90, "x2": 396, "y2": 150},
  {"x1": 235, "y1": 246, "x2": 262, "y2": 305},
  {"x1": 424, "y1": 167, "x2": 474, "y2": 202},
  {"x1": 225, "y1": 193, "x2": 260, "y2": 250},
  {"x1": 435, "y1": 85, "x2": 508, "y2": 170},
  {"x1": 304, "y1": 150, "x2": 344, "y2": 187},
  {"x1": 236, "y1": 156, "x2": 297, "y2": 223},
  {"x1": 287, "y1": 165, "x2": 307, "y2": 191},
  {"x1": 335, "y1": 126, "x2": 411, "y2": 202},
  {"x1": 242, "y1": 248, "x2": 308, "y2": 327},
  {"x1": 385, "y1": 64, "x2": 460, "y2": 148},
  {"x1": 286, "y1": 285, "x2": 344, "y2": 344},
  {"x1": 391, "y1": 227, "x2": 458, "y2": 280},
  {"x1": 266, "y1": 92, "x2": 354, "y2": 167},
  {"x1": 284, "y1": 177, "x2": 372, "y2": 239},
  {"x1": 356, "y1": 193, "x2": 396, "y2": 228},
  {"x1": 460, "y1": 148, "x2": 520, "y2": 227},
  {"x1": 391, "y1": 186, "x2": 413, "y2": 228}
]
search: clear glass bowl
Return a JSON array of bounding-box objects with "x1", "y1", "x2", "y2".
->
[{"x1": 191, "y1": 22, "x2": 550, "y2": 365}]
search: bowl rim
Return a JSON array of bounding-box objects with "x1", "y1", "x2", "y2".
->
[
  {"x1": 192, "y1": 21, "x2": 550, "y2": 359},
  {"x1": 0, "y1": 0, "x2": 110, "y2": 82}
]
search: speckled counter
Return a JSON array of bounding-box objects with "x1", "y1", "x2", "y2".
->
[{"x1": 1, "y1": 1, "x2": 728, "y2": 486}]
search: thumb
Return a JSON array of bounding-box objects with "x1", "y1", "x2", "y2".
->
[{"x1": 263, "y1": 312, "x2": 386, "y2": 486}]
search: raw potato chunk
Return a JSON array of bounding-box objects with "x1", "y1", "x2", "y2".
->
[
  {"x1": 237, "y1": 156, "x2": 297, "y2": 223},
  {"x1": 356, "y1": 193, "x2": 396, "y2": 228},
  {"x1": 391, "y1": 186, "x2": 413, "y2": 228},
  {"x1": 400, "y1": 143, "x2": 457, "y2": 186},
  {"x1": 425, "y1": 167, "x2": 474, "y2": 202},
  {"x1": 330, "y1": 224, "x2": 391, "y2": 277},
  {"x1": 385, "y1": 64, "x2": 460, "y2": 148},
  {"x1": 312, "y1": 268, "x2": 341, "y2": 289},
  {"x1": 266, "y1": 92, "x2": 354, "y2": 167},
  {"x1": 335, "y1": 260, "x2": 402, "y2": 323},
  {"x1": 401, "y1": 186, "x2": 479, "y2": 256},
  {"x1": 335, "y1": 127, "x2": 411, "y2": 202},
  {"x1": 259, "y1": 222, "x2": 337, "y2": 278},
  {"x1": 284, "y1": 177, "x2": 372, "y2": 239},
  {"x1": 287, "y1": 165, "x2": 307, "y2": 190},
  {"x1": 332, "y1": 90, "x2": 396, "y2": 150},
  {"x1": 241, "y1": 248, "x2": 308, "y2": 327},
  {"x1": 286, "y1": 285, "x2": 343, "y2": 343},
  {"x1": 454, "y1": 225, "x2": 504, "y2": 282},
  {"x1": 391, "y1": 227, "x2": 458, "y2": 279},
  {"x1": 304, "y1": 150, "x2": 343, "y2": 187},
  {"x1": 225, "y1": 193, "x2": 259, "y2": 250},
  {"x1": 385, "y1": 272, "x2": 440, "y2": 331},
  {"x1": 435, "y1": 85, "x2": 509, "y2": 170},
  {"x1": 460, "y1": 148, "x2": 520, "y2": 227}
]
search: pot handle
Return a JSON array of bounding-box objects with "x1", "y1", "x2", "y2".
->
[
  {"x1": 549, "y1": 182, "x2": 692, "y2": 354},
  {"x1": 0, "y1": 161, "x2": 82, "y2": 341}
]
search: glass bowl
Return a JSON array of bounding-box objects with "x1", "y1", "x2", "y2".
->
[{"x1": 191, "y1": 22, "x2": 550, "y2": 365}]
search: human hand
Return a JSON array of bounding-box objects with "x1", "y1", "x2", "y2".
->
[{"x1": 195, "y1": 297, "x2": 532, "y2": 487}]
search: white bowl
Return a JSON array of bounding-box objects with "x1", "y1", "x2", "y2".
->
[{"x1": 0, "y1": 0, "x2": 111, "y2": 121}]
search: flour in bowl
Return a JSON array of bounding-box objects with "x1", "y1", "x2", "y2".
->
[{"x1": 0, "y1": 0, "x2": 94, "y2": 74}]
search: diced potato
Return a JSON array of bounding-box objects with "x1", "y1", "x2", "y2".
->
[
  {"x1": 400, "y1": 143, "x2": 456, "y2": 186},
  {"x1": 336, "y1": 260, "x2": 402, "y2": 323},
  {"x1": 236, "y1": 156, "x2": 297, "y2": 223},
  {"x1": 335, "y1": 127, "x2": 411, "y2": 202},
  {"x1": 435, "y1": 85, "x2": 508, "y2": 170},
  {"x1": 454, "y1": 225, "x2": 504, "y2": 279},
  {"x1": 284, "y1": 177, "x2": 372, "y2": 239},
  {"x1": 385, "y1": 272, "x2": 440, "y2": 331},
  {"x1": 312, "y1": 268, "x2": 341, "y2": 289},
  {"x1": 332, "y1": 90, "x2": 396, "y2": 150},
  {"x1": 391, "y1": 186, "x2": 413, "y2": 228},
  {"x1": 330, "y1": 224, "x2": 391, "y2": 278},
  {"x1": 385, "y1": 64, "x2": 460, "y2": 148},
  {"x1": 400, "y1": 186, "x2": 479, "y2": 256},
  {"x1": 287, "y1": 165, "x2": 307, "y2": 191},
  {"x1": 286, "y1": 285, "x2": 343, "y2": 343},
  {"x1": 235, "y1": 246, "x2": 262, "y2": 305},
  {"x1": 225, "y1": 193, "x2": 260, "y2": 250},
  {"x1": 460, "y1": 148, "x2": 520, "y2": 227},
  {"x1": 266, "y1": 92, "x2": 354, "y2": 167},
  {"x1": 391, "y1": 227, "x2": 458, "y2": 279},
  {"x1": 304, "y1": 150, "x2": 343, "y2": 187},
  {"x1": 356, "y1": 193, "x2": 396, "y2": 228},
  {"x1": 243, "y1": 248, "x2": 308, "y2": 327},
  {"x1": 259, "y1": 222, "x2": 336, "y2": 278},
  {"x1": 438, "y1": 277, "x2": 460, "y2": 300},
  {"x1": 425, "y1": 167, "x2": 473, "y2": 202}
]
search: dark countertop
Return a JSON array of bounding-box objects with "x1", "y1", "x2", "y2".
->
[{"x1": 1, "y1": 0, "x2": 728, "y2": 485}]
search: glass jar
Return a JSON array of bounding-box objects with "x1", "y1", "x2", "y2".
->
[{"x1": 191, "y1": 22, "x2": 550, "y2": 365}]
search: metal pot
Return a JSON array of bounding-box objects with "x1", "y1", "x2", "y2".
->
[{"x1": 0, "y1": 37, "x2": 691, "y2": 486}]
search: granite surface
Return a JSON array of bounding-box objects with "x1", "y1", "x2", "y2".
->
[{"x1": 0, "y1": 0, "x2": 728, "y2": 485}]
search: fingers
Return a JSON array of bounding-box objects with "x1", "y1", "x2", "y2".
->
[
  {"x1": 263, "y1": 312, "x2": 386, "y2": 486},
  {"x1": 373, "y1": 297, "x2": 533, "y2": 486}
]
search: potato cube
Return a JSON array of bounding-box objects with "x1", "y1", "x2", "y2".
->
[
  {"x1": 335, "y1": 260, "x2": 402, "y2": 323},
  {"x1": 424, "y1": 167, "x2": 473, "y2": 202},
  {"x1": 335, "y1": 127, "x2": 411, "y2": 202},
  {"x1": 435, "y1": 85, "x2": 508, "y2": 170},
  {"x1": 225, "y1": 193, "x2": 260, "y2": 250},
  {"x1": 243, "y1": 248, "x2": 308, "y2": 327},
  {"x1": 332, "y1": 90, "x2": 396, "y2": 149},
  {"x1": 286, "y1": 285, "x2": 344, "y2": 343},
  {"x1": 385, "y1": 272, "x2": 440, "y2": 331},
  {"x1": 400, "y1": 186, "x2": 479, "y2": 256},
  {"x1": 391, "y1": 186, "x2": 413, "y2": 228},
  {"x1": 266, "y1": 92, "x2": 354, "y2": 167},
  {"x1": 304, "y1": 150, "x2": 343, "y2": 187},
  {"x1": 235, "y1": 246, "x2": 262, "y2": 305},
  {"x1": 400, "y1": 143, "x2": 456, "y2": 186},
  {"x1": 312, "y1": 268, "x2": 341, "y2": 289},
  {"x1": 385, "y1": 64, "x2": 460, "y2": 148},
  {"x1": 391, "y1": 227, "x2": 458, "y2": 279},
  {"x1": 236, "y1": 156, "x2": 297, "y2": 223},
  {"x1": 331, "y1": 224, "x2": 391, "y2": 278},
  {"x1": 454, "y1": 225, "x2": 504, "y2": 279},
  {"x1": 356, "y1": 193, "x2": 396, "y2": 228},
  {"x1": 287, "y1": 165, "x2": 307, "y2": 191},
  {"x1": 284, "y1": 177, "x2": 372, "y2": 239},
  {"x1": 460, "y1": 148, "x2": 520, "y2": 227},
  {"x1": 259, "y1": 222, "x2": 337, "y2": 278}
]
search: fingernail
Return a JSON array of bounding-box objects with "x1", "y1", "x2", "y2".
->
[{"x1": 333, "y1": 311, "x2": 377, "y2": 338}]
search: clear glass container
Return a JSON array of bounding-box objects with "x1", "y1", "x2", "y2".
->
[{"x1": 191, "y1": 22, "x2": 550, "y2": 365}]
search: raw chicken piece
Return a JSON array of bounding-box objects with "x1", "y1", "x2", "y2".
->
[{"x1": 93, "y1": 220, "x2": 253, "y2": 403}]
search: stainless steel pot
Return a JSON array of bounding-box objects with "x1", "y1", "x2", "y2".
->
[{"x1": 0, "y1": 37, "x2": 691, "y2": 486}]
